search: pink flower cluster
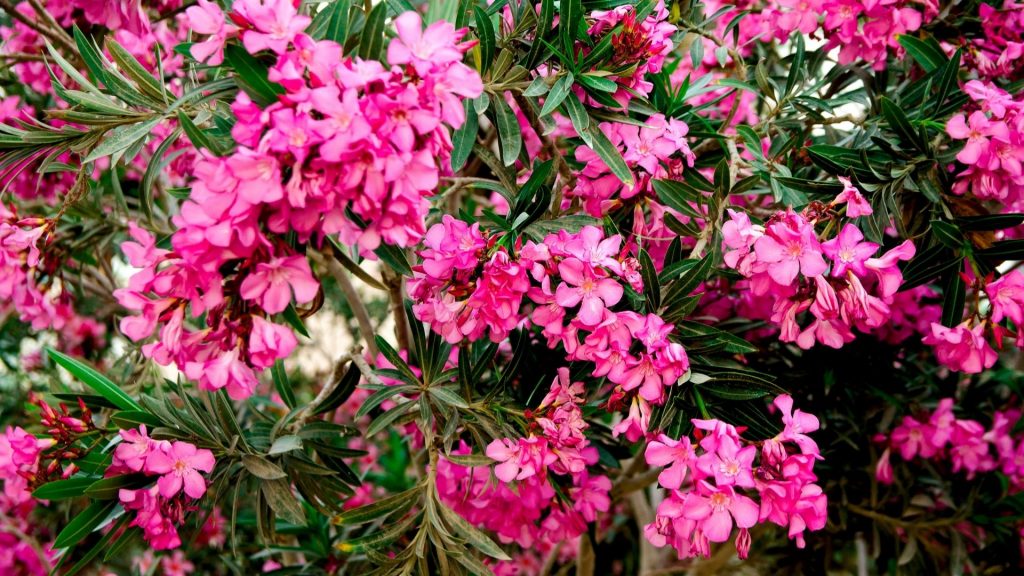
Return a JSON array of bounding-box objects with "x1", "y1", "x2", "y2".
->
[
  {"x1": 582, "y1": 1, "x2": 676, "y2": 106},
  {"x1": 722, "y1": 208, "x2": 915, "y2": 349},
  {"x1": 0, "y1": 207, "x2": 106, "y2": 354},
  {"x1": 186, "y1": 3, "x2": 481, "y2": 252},
  {"x1": 439, "y1": 370, "x2": 611, "y2": 548},
  {"x1": 947, "y1": 81, "x2": 1024, "y2": 209},
  {"x1": 765, "y1": 0, "x2": 927, "y2": 70},
  {"x1": 644, "y1": 395, "x2": 827, "y2": 558},
  {"x1": 0, "y1": 426, "x2": 54, "y2": 575},
  {"x1": 111, "y1": 426, "x2": 215, "y2": 550},
  {"x1": 919, "y1": 268, "x2": 1024, "y2": 374},
  {"x1": 875, "y1": 399, "x2": 1024, "y2": 486},
  {"x1": 115, "y1": 222, "x2": 306, "y2": 399},
  {"x1": 572, "y1": 115, "x2": 695, "y2": 216},
  {"x1": 411, "y1": 222, "x2": 690, "y2": 429},
  {"x1": 965, "y1": 2, "x2": 1024, "y2": 80}
]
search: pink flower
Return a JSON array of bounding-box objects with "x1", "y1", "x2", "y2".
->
[
  {"x1": 186, "y1": 0, "x2": 234, "y2": 64},
  {"x1": 237, "y1": 0, "x2": 311, "y2": 55},
  {"x1": 753, "y1": 211, "x2": 827, "y2": 285},
  {"x1": 144, "y1": 441, "x2": 216, "y2": 499},
  {"x1": 947, "y1": 111, "x2": 1010, "y2": 165},
  {"x1": 645, "y1": 434, "x2": 694, "y2": 489},
  {"x1": 832, "y1": 176, "x2": 873, "y2": 218},
  {"x1": 682, "y1": 481, "x2": 759, "y2": 542},
  {"x1": 696, "y1": 435, "x2": 757, "y2": 488},
  {"x1": 922, "y1": 322, "x2": 998, "y2": 374},
  {"x1": 773, "y1": 394, "x2": 821, "y2": 456},
  {"x1": 555, "y1": 258, "x2": 624, "y2": 326},
  {"x1": 875, "y1": 447, "x2": 894, "y2": 484},
  {"x1": 239, "y1": 255, "x2": 319, "y2": 314},
  {"x1": 248, "y1": 316, "x2": 298, "y2": 369},
  {"x1": 986, "y1": 270, "x2": 1024, "y2": 326},
  {"x1": 121, "y1": 222, "x2": 169, "y2": 268},
  {"x1": 864, "y1": 240, "x2": 916, "y2": 298},
  {"x1": 822, "y1": 224, "x2": 878, "y2": 278},
  {"x1": 113, "y1": 425, "x2": 167, "y2": 473},
  {"x1": 387, "y1": 11, "x2": 469, "y2": 75},
  {"x1": 486, "y1": 436, "x2": 556, "y2": 483}
]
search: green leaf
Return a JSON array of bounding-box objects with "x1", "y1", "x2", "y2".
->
[
  {"x1": 33, "y1": 477, "x2": 95, "y2": 501},
  {"x1": 111, "y1": 410, "x2": 164, "y2": 429},
  {"x1": 84, "y1": 474, "x2": 152, "y2": 500},
  {"x1": 494, "y1": 96, "x2": 522, "y2": 167},
  {"x1": 585, "y1": 124, "x2": 633, "y2": 186},
  {"x1": 429, "y1": 386, "x2": 469, "y2": 409},
  {"x1": 438, "y1": 501, "x2": 510, "y2": 560},
  {"x1": 336, "y1": 512, "x2": 418, "y2": 553},
  {"x1": 333, "y1": 485, "x2": 422, "y2": 525},
  {"x1": 374, "y1": 243, "x2": 413, "y2": 276},
  {"x1": 540, "y1": 73, "x2": 574, "y2": 117},
  {"x1": 84, "y1": 116, "x2": 164, "y2": 163},
  {"x1": 243, "y1": 455, "x2": 288, "y2": 480},
  {"x1": 451, "y1": 99, "x2": 478, "y2": 172},
  {"x1": 73, "y1": 26, "x2": 110, "y2": 87},
  {"x1": 223, "y1": 43, "x2": 285, "y2": 106},
  {"x1": 578, "y1": 73, "x2": 618, "y2": 93},
  {"x1": 313, "y1": 363, "x2": 361, "y2": 416},
  {"x1": 46, "y1": 348, "x2": 143, "y2": 412},
  {"x1": 280, "y1": 303, "x2": 311, "y2": 338},
  {"x1": 638, "y1": 249, "x2": 660, "y2": 310},
  {"x1": 652, "y1": 179, "x2": 704, "y2": 220},
  {"x1": 473, "y1": 6, "x2": 495, "y2": 72},
  {"x1": 262, "y1": 478, "x2": 306, "y2": 525},
  {"x1": 931, "y1": 220, "x2": 963, "y2": 250},
  {"x1": 526, "y1": 0, "x2": 555, "y2": 67},
  {"x1": 177, "y1": 111, "x2": 225, "y2": 156},
  {"x1": 977, "y1": 240, "x2": 1024, "y2": 261},
  {"x1": 366, "y1": 402, "x2": 415, "y2": 436},
  {"x1": 106, "y1": 38, "x2": 166, "y2": 101},
  {"x1": 956, "y1": 213, "x2": 1024, "y2": 231},
  {"x1": 269, "y1": 434, "x2": 304, "y2": 455},
  {"x1": 358, "y1": 2, "x2": 388, "y2": 61},
  {"x1": 941, "y1": 268, "x2": 966, "y2": 328},
  {"x1": 272, "y1": 360, "x2": 296, "y2": 409},
  {"x1": 880, "y1": 97, "x2": 927, "y2": 152},
  {"x1": 898, "y1": 34, "x2": 947, "y2": 72},
  {"x1": 562, "y1": 91, "x2": 591, "y2": 145},
  {"x1": 53, "y1": 500, "x2": 117, "y2": 549},
  {"x1": 559, "y1": 0, "x2": 583, "y2": 64}
]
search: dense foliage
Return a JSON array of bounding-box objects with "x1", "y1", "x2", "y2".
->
[{"x1": 1, "y1": 0, "x2": 1023, "y2": 574}]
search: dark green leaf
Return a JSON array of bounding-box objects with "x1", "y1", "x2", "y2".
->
[
  {"x1": 358, "y1": 2, "x2": 388, "y2": 61},
  {"x1": 46, "y1": 348, "x2": 143, "y2": 412},
  {"x1": 473, "y1": 6, "x2": 495, "y2": 72},
  {"x1": 53, "y1": 500, "x2": 117, "y2": 549},
  {"x1": 223, "y1": 44, "x2": 285, "y2": 106},
  {"x1": 494, "y1": 96, "x2": 522, "y2": 167},
  {"x1": 941, "y1": 268, "x2": 966, "y2": 328},
  {"x1": 33, "y1": 477, "x2": 95, "y2": 501},
  {"x1": 451, "y1": 99, "x2": 478, "y2": 172}
]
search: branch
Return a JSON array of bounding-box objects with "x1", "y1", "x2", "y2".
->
[
  {"x1": 290, "y1": 350, "x2": 355, "y2": 433},
  {"x1": 383, "y1": 267, "x2": 413, "y2": 355},
  {"x1": 312, "y1": 248, "x2": 380, "y2": 359}
]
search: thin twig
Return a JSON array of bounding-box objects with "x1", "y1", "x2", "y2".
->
[
  {"x1": 313, "y1": 248, "x2": 380, "y2": 359},
  {"x1": 383, "y1": 267, "x2": 413, "y2": 355}
]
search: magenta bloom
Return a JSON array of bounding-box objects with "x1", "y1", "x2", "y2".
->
[
  {"x1": 555, "y1": 258, "x2": 624, "y2": 326},
  {"x1": 833, "y1": 176, "x2": 873, "y2": 218},
  {"x1": 821, "y1": 224, "x2": 878, "y2": 278},
  {"x1": 645, "y1": 434, "x2": 694, "y2": 489},
  {"x1": 986, "y1": 270, "x2": 1024, "y2": 326},
  {"x1": 753, "y1": 212, "x2": 827, "y2": 285},
  {"x1": 682, "y1": 482, "x2": 759, "y2": 542},
  {"x1": 922, "y1": 322, "x2": 998, "y2": 374},
  {"x1": 239, "y1": 255, "x2": 319, "y2": 314},
  {"x1": 145, "y1": 441, "x2": 216, "y2": 499}
]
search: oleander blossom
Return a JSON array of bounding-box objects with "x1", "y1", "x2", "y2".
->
[
  {"x1": 112, "y1": 427, "x2": 216, "y2": 550},
  {"x1": 643, "y1": 395, "x2": 827, "y2": 558},
  {"x1": 721, "y1": 207, "x2": 915, "y2": 349},
  {"x1": 116, "y1": 7, "x2": 483, "y2": 399},
  {"x1": 449, "y1": 369, "x2": 611, "y2": 548},
  {"x1": 876, "y1": 399, "x2": 1024, "y2": 488}
]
